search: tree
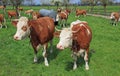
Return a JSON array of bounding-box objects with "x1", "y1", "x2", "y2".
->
[
  {"x1": 10, "y1": 0, "x2": 23, "y2": 17},
  {"x1": 81, "y1": 0, "x2": 97, "y2": 12},
  {"x1": 1, "y1": 0, "x2": 7, "y2": 14}
]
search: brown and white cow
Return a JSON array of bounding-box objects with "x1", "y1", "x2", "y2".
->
[
  {"x1": 76, "y1": 9, "x2": 87, "y2": 17},
  {"x1": 13, "y1": 17, "x2": 55, "y2": 66},
  {"x1": 110, "y1": 12, "x2": 120, "y2": 26},
  {"x1": 58, "y1": 10, "x2": 69, "y2": 27},
  {"x1": 0, "y1": 14, "x2": 7, "y2": 28},
  {"x1": 25, "y1": 9, "x2": 33, "y2": 16},
  {"x1": 7, "y1": 11, "x2": 17, "y2": 19},
  {"x1": 56, "y1": 20, "x2": 92, "y2": 70}
]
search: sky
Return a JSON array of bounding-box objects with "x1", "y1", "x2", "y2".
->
[{"x1": 25, "y1": 0, "x2": 120, "y2": 5}]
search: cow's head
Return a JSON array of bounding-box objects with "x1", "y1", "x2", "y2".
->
[
  {"x1": 56, "y1": 28, "x2": 72, "y2": 50},
  {"x1": 13, "y1": 17, "x2": 30, "y2": 40},
  {"x1": 110, "y1": 13, "x2": 115, "y2": 20}
]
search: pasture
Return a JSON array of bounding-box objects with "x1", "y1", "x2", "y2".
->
[{"x1": 0, "y1": 6, "x2": 120, "y2": 76}]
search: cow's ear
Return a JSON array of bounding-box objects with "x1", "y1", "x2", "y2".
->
[{"x1": 11, "y1": 19, "x2": 18, "y2": 27}]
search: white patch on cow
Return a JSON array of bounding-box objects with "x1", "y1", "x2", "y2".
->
[
  {"x1": 74, "y1": 49, "x2": 85, "y2": 57},
  {"x1": 57, "y1": 28, "x2": 72, "y2": 49},
  {"x1": 80, "y1": 24, "x2": 91, "y2": 36},
  {"x1": 110, "y1": 13, "x2": 115, "y2": 19},
  {"x1": 34, "y1": 54, "x2": 38, "y2": 63},
  {"x1": 70, "y1": 20, "x2": 87, "y2": 29},
  {"x1": 36, "y1": 44, "x2": 41, "y2": 50},
  {"x1": 56, "y1": 14, "x2": 59, "y2": 21},
  {"x1": 84, "y1": 51, "x2": 89, "y2": 70}
]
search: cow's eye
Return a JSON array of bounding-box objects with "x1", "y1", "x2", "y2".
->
[{"x1": 21, "y1": 26, "x2": 27, "y2": 31}]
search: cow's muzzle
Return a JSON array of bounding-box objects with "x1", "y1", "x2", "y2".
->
[{"x1": 56, "y1": 44, "x2": 64, "y2": 50}]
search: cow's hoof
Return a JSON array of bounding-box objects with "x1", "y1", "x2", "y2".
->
[
  {"x1": 45, "y1": 63, "x2": 49, "y2": 67},
  {"x1": 85, "y1": 66, "x2": 89, "y2": 70},
  {"x1": 34, "y1": 58, "x2": 38, "y2": 63}
]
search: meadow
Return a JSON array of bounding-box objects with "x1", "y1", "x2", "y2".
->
[{"x1": 0, "y1": 5, "x2": 120, "y2": 76}]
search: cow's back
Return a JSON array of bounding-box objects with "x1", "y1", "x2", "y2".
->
[
  {"x1": 29, "y1": 17, "x2": 55, "y2": 44},
  {"x1": 72, "y1": 23, "x2": 92, "y2": 50}
]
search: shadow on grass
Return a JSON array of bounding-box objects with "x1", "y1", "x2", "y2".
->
[
  {"x1": 65, "y1": 49, "x2": 95, "y2": 71},
  {"x1": 35, "y1": 44, "x2": 60, "y2": 64}
]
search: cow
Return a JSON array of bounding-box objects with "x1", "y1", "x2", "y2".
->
[
  {"x1": 17, "y1": 7, "x2": 23, "y2": 16},
  {"x1": 39, "y1": 9, "x2": 59, "y2": 26},
  {"x1": 0, "y1": 14, "x2": 7, "y2": 28},
  {"x1": 110, "y1": 12, "x2": 120, "y2": 26},
  {"x1": 25, "y1": 9, "x2": 33, "y2": 16},
  {"x1": 0, "y1": 6, "x2": 6, "y2": 14},
  {"x1": 56, "y1": 20, "x2": 92, "y2": 70},
  {"x1": 7, "y1": 11, "x2": 17, "y2": 19},
  {"x1": 32, "y1": 11, "x2": 41, "y2": 20},
  {"x1": 13, "y1": 17, "x2": 55, "y2": 66},
  {"x1": 0, "y1": 6, "x2": 6, "y2": 9},
  {"x1": 58, "y1": 10, "x2": 69, "y2": 27},
  {"x1": 76, "y1": 9, "x2": 87, "y2": 17}
]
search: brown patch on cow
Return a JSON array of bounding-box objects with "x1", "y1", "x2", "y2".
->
[
  {"x1": 21, "y1": 26, "x2": 27, "y2": 31},
  {"x1": 71, "y1": 23, "x2": 92, "y2": 52},
  {"x1": 11, "y1": 20, "x2": 18, "y2": 27},
  {"x1": 54, "y1": 31, "x2": 61, "y2": 38}
]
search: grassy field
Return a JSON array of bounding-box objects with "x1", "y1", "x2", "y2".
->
[{"x1": 0, "y1": 6, "x2": 120, "y2": 76}]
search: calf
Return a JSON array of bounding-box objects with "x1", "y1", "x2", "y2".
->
[
  {"x1": 13, "y1": 17, "x2": 55, "y2": 66},
  {"x1": 32, "y1": 11, "x2": 40, "y2": 20},
  {"x1": 0, "y1": 6, "x2": 5, "y2": 9},
  {"x1": 0, "y1": 14, "x2": 7, "y2": 28},
  {"x1": 56, "y1": 20, "x2": 92, "y2": 70},
  {"x1": 76, "y1": 9, "x2": 87, "y2": 17},
  {"x1": 110, "y1": 12, "x2": 120, "y2": 26},
  {"x1": 7, "y1": 11, "x2": 17, "y2": 19},
  {"x1": 58, "y1": 10, "x2": 69, "y2": 27},
  {"x1": 25, "y1": 9, "x2": 33, "y2": 16}
]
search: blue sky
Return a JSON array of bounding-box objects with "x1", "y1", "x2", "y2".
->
[{"x1": 27, "y1": 0, "x2": 120, "y2": 5}]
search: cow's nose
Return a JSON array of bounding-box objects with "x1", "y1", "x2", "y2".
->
[
  {"x1": 56, "y1": 44, "x2": 64, "y2": 50},
  {"x1": 14, "y1": 36, "x2": 18, "y2": 40}
]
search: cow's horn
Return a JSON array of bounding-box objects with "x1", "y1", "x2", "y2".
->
[
  {"x1": 55, "y1": 27, "x2": 62, "y2": 32},
  {"x1": 71, "y1": 28, "x2": 80, "y2": 33}
]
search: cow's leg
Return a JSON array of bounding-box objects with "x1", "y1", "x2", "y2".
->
[
  {"x1": 0, "y1": 23, "x2": 2, "y2": 28},
  {"x1": 84, "y1": 48, "x2": 89, "y2": 70},
  {"x1": 49, "y1": 40, "x2": 53, "y2": 53},
  {"x1": 43, "y1": 43, "x2": 49, "y2": 66},
  {"x1": 4, "y1": 18, "x2": 7, "y2": 28},
  {"x1": 31, "y1": 42, "x2": 39, "y2": 63},
  {"x1": 72, "y1": 53, "x2": 77, "y2": 70}
]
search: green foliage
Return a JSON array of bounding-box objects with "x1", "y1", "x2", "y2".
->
[{"x1": 0, "y1": 6, "x2": 120, "y2": 76}]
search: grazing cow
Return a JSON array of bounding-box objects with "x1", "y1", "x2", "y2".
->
[
  {"x1": 65, "y1": 8, "x2": 71, "y2": 14},
  {"x1": 110, "y1": 12, "x2": 120, "y2": 26},
  {"x1": 32, "y1": 11, "x2": 40, "y2": 20},
  {"x1": 56, "y1": 20, "x2": 92, "y2": 70},
  {"x1": 58, "y1": 10, "x2": 69, "y2": 27},
  {"x1": 0, "y1": 14, "x2": 7, "y2": 28},
  {"x1": 7, "y1": 11, "x2": 17, "y2": 19},
  {"x1": 25, "y1": 9, "x2": 33, "y2": 16},
  {"x1": 13, "y1": 17, "x2": 55, "y2": 66},
  {"x1": 0, "y1": 6, "x2": 6, "y2": 9},
  {"x1": 76, "y1": 9, "x2": 87, "y2": 17},
  {"x1": 39, "y1": 9, "x2": 59, "y2": 25},
  {"x1": 18, "y1": 7, "x2": 23, "y2": 16}
]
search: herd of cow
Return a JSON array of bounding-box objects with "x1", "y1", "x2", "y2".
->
[{"x1": 0, "y1": 5, "x2": 120, "y2": 70}]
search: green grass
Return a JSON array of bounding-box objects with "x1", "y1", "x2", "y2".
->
[{"x1": 0, "y1": 6, "x2": 120, "y2": 76}]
